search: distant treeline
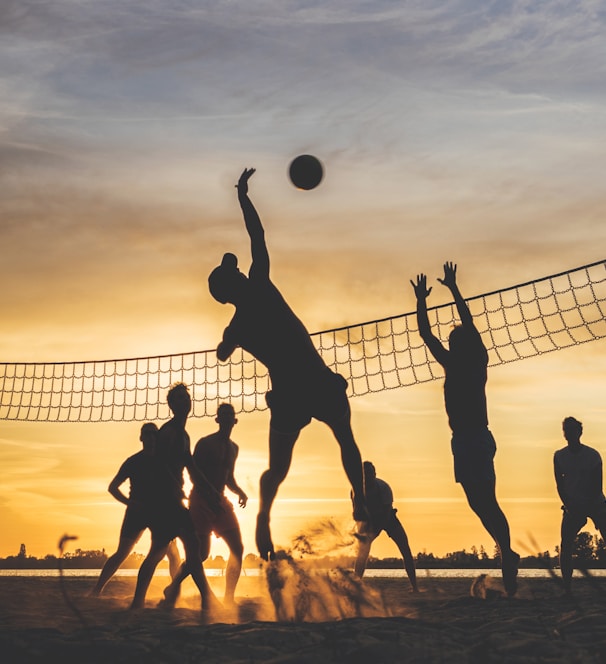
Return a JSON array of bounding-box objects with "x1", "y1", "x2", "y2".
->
[{"x1": 2, "y1": 533, "x2": 605, "y2": 570}]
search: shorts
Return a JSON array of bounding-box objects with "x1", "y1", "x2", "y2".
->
[
  {"x1": 189, "y1": 491, "x2": 240, "y2": 538},
  {"x1": 369, "y1": 509, "x2": 401, "y2": 538},
  {"x1": 562, "y1": 501, "x2": 606, "y2": 539},
  {"x1": 266, "y1": 369, "x2": 350, "y2": 434},
  {"x1": 451, "y1": 428, "x2": 496, "y2": 485},
  {"x1": 119, "y1": 506, "x2": 153, "y2": 541},
  {"x1": 148, "y1": 501, "x2": 196, "y2": 546}
]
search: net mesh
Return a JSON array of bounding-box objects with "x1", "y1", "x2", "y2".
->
[{"x1": 1, "y1": 260, "x2": 604, "y2": 423}]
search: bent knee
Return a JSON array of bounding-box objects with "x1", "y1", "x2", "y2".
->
[{"x1": 262, "y1": 466, "x2": 289, "y2": 485}]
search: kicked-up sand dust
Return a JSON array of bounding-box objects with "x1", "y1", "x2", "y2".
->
[{"x1": 1, "y1": 567, "x2": 606, "y2": 663}]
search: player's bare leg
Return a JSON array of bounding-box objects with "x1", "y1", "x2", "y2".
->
[
  {"x1": 222, "y1": 527, "x2": 244, "y2": 605},
  {"x1": 389, "y1": 518, "x2": 419, "y2": 592},
  {"x1": 462, "y1": 480, "x2": 519, "y2": 596},
  {"x1": 166, "y1": 540, "x2": 182, "y2": 579},
  {"x1": 131, "y1": 541, "x2": 167, "y2": 609},
  {"x1": 327, "y1": 415, "x2": 369, "y2": 523},
  {"x1": 91, "y1": 534, "x2": 140, "y2": 596},
  {"x1": 353, "y1": 528, "x2": 374, "y2": 577},
  {"x1": 256, "y1": 429, "x2": 299, "y2": 561}
]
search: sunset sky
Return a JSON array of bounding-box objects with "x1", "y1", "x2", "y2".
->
[{"x1": 1, "y1": 1, "x2": 605, "y2": 564}]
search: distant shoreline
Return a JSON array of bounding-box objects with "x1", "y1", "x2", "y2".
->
[{"x1": 3, "y1": 567, "x2": 606, "y2": 579}]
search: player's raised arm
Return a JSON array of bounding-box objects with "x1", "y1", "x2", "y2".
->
[
  {"x1": 438, "y1": 262, "x2": 474, "y2": 330},
  {"x1": 236, "y1": 168, "x2": 269, "y2": 279},
  {"x1": 411, "y1": 273, "x2": 448, "y2": 365}
]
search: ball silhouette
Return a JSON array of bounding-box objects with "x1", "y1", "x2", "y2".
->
[{"x1": 288, "y1": 154, "x2": 324, "y2": 190}]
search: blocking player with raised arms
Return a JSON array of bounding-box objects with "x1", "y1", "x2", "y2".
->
[{"x1": 411, "y1": 262, "x2": 519, "y2": 596}]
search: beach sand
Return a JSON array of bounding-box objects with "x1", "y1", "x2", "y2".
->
[{"x1": 1, "y1": 566, "x2": 605, "y2": 663}]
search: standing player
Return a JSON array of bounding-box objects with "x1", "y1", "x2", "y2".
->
[
  {"x1": 91, "y1": 422, "x2": 181, "y2": 596},
  {"x1": 411, "y1": 262, "x2": 519, "y2": 596},
  {"x1": 130, "y1": 383, "x2": 220, "y2": 613},
  {"x1": 161, "y1": 403, "x2": 248, "y2": 607},
  {"x1": 554, "y1": 416, "x2": 606, "y2": 595},
  {"x1": 208, "y1": 167, "x2": 368, "y2": 561}
]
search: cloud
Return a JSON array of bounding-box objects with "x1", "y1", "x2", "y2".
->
[{"x1": 1, "y1": 0, "x2": 604, "y2": 359}]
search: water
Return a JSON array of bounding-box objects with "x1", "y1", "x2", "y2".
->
[{"x1": 1, "y1": 567, "x2": 604, "y2": 579}]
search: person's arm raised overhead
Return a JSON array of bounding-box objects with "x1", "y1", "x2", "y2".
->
[
  {"x1": 438, "y1": 262, "x2": 474, "y2": 330},
  {"x1": 411, "y1": 273, "x2": 448, "y2": 365},
  {"x1": 236, "y1": 168, "x2": 270, "y2": 280}
]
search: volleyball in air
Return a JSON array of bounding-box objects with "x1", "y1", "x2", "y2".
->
[{"x1": 288, "y1": 154, "x2": 324, "y2": 190}]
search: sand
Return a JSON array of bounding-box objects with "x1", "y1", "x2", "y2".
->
[{"x1": 1, "y1": 566, "x2": 605, "y2": 663}]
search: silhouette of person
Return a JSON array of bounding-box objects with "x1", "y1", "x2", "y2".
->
[
  {"x1": 91, "y1": 422, "x2": 181, "y2": 596},
  {"x1": 554, "y1": 416, "x2": 606, "y2": 595},
  {"x1": 130, "y1": 383, "x2": 220, "y2": 612},
  {"x1": 411, "y1": 262, "x2": 519, "y2": 596},
  {"x1": 208, "y1": 167, "x2": 368, "y2": 561},
  {"x1": 160, "y1": 403, "x2": 248, "y2": 607},
  {"x1": 353, "y1": 461, "x2": 418, "y2": 592}
]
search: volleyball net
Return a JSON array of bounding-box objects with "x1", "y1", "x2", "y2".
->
[{"x1": 1, "y1": 259, "x2": 604, "y2": 423}]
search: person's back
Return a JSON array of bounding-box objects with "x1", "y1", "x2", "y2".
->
[
  {"x1": 443, "y1": 329, "x2": 489, "y2": 434},
  {"x1": 411, "y1": 262, "x2": 519, "y2": 596},
  {"x1": 121, "y1": 448, "x2": 164, "y2": 507},
  {"x1": 365, "y1": 476, "x2": 393, "y2": 523}
]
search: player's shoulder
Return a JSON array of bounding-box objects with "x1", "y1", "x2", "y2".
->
[
  {"x1": 158, "y1": 419, "x2": 174, "y2": 434},
  {"x1": 581, "y1": 443, "x2": 603, "y2": 460},
  {"x1": 375, "y1": 477, "x2": 392, "y2": 495},
  {"x1": 121, "y1": 451, "x2": 143, "y2": 470},
  {"x1": 196, "y1": 430, "x2": 219, "y2": 443}
]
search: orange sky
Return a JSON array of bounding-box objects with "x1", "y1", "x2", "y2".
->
[
  {"x1": 1, "y1": 2, "x2": 605, "y2": 563},
  {"x1": 2, "y1": 339, "x2": 605, "y2": 562}
]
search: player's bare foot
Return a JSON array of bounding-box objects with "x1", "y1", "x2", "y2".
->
[
  {"x1": 157, "y1": 582, "x2": 180, "y2": 610},
  {"x1": 201, "y1": 592, "x2": 224, "y2": 618},
  {"x1": 256, "y1": 512, "x2": 275, "y2": 561},
  {"x1": 502, "y1": 551, "x2": 520, "y2": 597}
]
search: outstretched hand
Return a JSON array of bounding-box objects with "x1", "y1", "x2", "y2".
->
[
  {"x1": 437, "y1": 261, "x2": 457, "y2": 290},
  {"x1": 236, "y1": 167, "x2": 256, "y2": 195},
  {"x1": 410, "y1": 273, "x2": 432, "y2": 300}
]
